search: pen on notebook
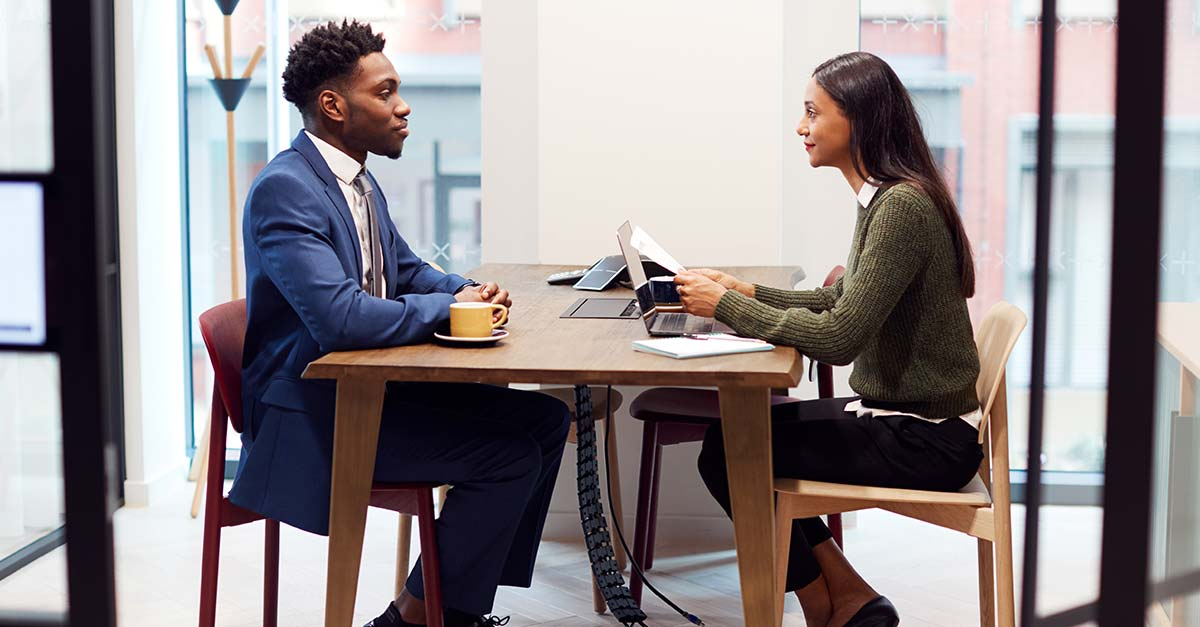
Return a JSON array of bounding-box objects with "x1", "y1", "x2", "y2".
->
[{"x1": 683, "y1": 333, "x2": 766, "y2": 343}]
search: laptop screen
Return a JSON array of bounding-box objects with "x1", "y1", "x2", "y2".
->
[
  {"x1": 616, "y1": 221, "x2": 658, "y2": 330},
  {"x1": 616, "y1": 221, "x2": 648, "y2": 286}
]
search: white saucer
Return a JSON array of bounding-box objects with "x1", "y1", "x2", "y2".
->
[{"x1": 433, "y1": 329, "x2": 509, "y2": 345}]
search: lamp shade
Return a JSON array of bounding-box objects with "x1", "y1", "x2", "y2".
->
[
  {"x1": 215, "y1": 0, "x2": 240, "y2": 16},
  {"x1": 209, "y1": 78, "x2": 251, "y2": 112}
]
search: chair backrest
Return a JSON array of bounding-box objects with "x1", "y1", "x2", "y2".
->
[
  {"x1": 198, "y1": 299, "x2": 248, "y2": 434},
  {"x1": 823, "y1": 265, "x2": 845, "y2": 288},
  {"x1": 974, "y1": 301, "x2": 1027, "y2": 439},
  {"x1": 815, "y1": 266, "x2": 846, "y2": 398}
]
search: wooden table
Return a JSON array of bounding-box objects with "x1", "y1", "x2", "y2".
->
[
  {"x1": 304, "y1": 264, "x2": 804, "y2": 627},
  {"x1": 1155, "y1": 303, "x2": 1200, "y2": 627}
]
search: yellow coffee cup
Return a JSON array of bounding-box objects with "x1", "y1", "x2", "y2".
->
[{"x1": 449, "y1": 302, "x2": 509, "y2": 338}]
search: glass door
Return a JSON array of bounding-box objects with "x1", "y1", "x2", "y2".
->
[
  {"x1": 0, "y1": 0, "x2": 121, "y2": 625},
  {"x1": 0, "y1": 0, "x2": 65, "y2": 603}
]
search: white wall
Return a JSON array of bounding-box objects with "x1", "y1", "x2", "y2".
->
[
  {"x1": 782, "y1": 2, "x2": 862, "y2": 278},
  {"x1": 483, "y1": 1, "x2": 860, "y2": 541},
  {"x1": 535, "y1": 1, "x2": 784, "y2": 266},
  {"x1": 480, "y1": 0, "x2": 539, "y2": 264},
  {"x1": 115, "y1": 0, "x2": 189, "y2": 507}
]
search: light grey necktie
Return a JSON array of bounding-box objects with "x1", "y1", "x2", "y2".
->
[{"x1": 351, "y1": 171, "x2": 385, "y2": 298}]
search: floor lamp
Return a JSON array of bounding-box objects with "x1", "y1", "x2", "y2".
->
[{"x1": 189, "y1": 0, "x2": 263, "y2": 518}]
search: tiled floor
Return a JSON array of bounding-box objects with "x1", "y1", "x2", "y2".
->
[{"x1": 0, "y1": 478, "x2": 1105, "y2": 626}]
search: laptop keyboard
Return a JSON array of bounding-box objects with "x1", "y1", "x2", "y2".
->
[
  {"x1": 655, "y1": 312, "x2": 714, "y2": 334},
  {"x1": 621, "y1": 300, "x2": 639, "y2": 317}
]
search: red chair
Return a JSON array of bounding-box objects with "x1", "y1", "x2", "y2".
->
[
  {"x1": 197, "y1": 299, "x2": 445, "y2": 627},
  {"x1": 627, "y1": 266, "x2": 847, "y2": 605}
]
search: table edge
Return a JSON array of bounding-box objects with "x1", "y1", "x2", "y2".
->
[{"x1": 301, "y1": 361, "x2": 804, "y2": 388}]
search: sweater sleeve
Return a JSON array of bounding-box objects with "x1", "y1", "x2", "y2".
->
[
  {"x1": 714, "y1": 197, "x2": 929, "y2": 366},
  {"x1": 752, "y1": 274, "x2": 844, "y2": 312}
]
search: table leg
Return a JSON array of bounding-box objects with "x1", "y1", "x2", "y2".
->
[
  {"x1": 718, "y1": 385, "x2": 778, "y2": 627},
  {"x1": 326, "y1": 377, "x2": 387, "y2": 627}
]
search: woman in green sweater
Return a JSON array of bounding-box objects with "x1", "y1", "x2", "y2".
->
[{"x1": 675, "y1": 52, "x2": 983, "y2": 627}]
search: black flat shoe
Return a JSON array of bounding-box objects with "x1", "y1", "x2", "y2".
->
[{"x1": 844, "y1": 595, "x2": 899, "y2": 627}]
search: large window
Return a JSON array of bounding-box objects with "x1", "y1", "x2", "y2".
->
[
  {"x1": 861, "y1": 0, "x2": 1200, "y2": 476},
  {"x1": 1150, "y1": 1, "x2": 1200, "y2": 622},
  {"x1": 182, "y1": 0, "x2": 482, "y2": 456},
  {"x1": 862, "y1": 1, "x2": 1200, "y2": 617}
]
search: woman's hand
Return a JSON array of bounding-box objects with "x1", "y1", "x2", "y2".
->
[
  {"x1": 690, "y1": 268, "x2": 754, "y2": 298},
  {"x1": 673, "y1": 271, "x2": 728, "y2": 318}
]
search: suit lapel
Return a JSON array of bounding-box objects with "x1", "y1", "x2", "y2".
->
[{"x1": 291, "y1": 131, "x2": 363, "y2": 281}]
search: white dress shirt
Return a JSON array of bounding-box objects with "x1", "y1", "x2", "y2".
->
[
  {"x1": 843, "y1": 178, "x2": 983, "y2": 430},
  {"x1": 305, "y1": 130, "x2": 386, "y2": 296},
  {"x1": 856, "y1": 178, "x2": 880, "y2": 208}
]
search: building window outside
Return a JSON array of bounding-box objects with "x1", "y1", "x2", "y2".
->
[{"x1": 182, "y1": 0, "x2": 481, "y2": 454}]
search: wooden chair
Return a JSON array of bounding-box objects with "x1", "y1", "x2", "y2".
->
[
  {"x1": 627, "y1": 266, "x2": 847, "y2": 605},
  {"x1": 197, "y1": 300, "x2": 446, "y2": 627},
  {"x1": 772, "y1": 301, "x2": 1027, "y2": 627}
]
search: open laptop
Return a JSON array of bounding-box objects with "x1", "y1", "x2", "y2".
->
[{"x1": 616, "y1": 221, "x2": 733, "y2": 337}]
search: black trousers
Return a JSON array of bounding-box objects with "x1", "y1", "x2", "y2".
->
[
  {"x1": 371, "y1": 382, "x2": 571, "y2": 615},
  {"x1": 696, "y1": 396, "x2": 983, "y2": 591}
]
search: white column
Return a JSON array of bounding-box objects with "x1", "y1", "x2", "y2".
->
[{"x1": 115, "y1": 0, "x2": 189, "y2": 507}]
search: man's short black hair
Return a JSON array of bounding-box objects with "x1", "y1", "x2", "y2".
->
[{"x1": 282, "y1": 19, "x2": 386, "y2": 117}]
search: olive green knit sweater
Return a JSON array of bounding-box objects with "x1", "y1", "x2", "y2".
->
[{"x1": 714, "y1": 183, "x2": 981, "y2": 419}]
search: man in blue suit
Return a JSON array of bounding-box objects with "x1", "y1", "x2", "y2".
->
[{"x1": 230, "y1": 20, "x2": 571, "y2": 627}]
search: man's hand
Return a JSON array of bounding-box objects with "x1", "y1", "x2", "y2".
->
[
  {"x1": 475, "y1": 282, "x2": 512, "y2": 308},
  {"x1": 454, "y1": 287, "x2": 485, "y2": 303},
  {"x1": 690, "y1": 268, "x2": 754, "y2": 298},
  {"x1": 455, "y1": 281, "x2": 512, "y2": 322},
  {"x1": 673, "y1": 271, "x2": 728, "y2": 318}
]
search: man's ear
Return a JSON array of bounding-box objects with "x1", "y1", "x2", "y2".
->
[{"x1": 316, "y1": 88, "x2": 347, "y2": 123}]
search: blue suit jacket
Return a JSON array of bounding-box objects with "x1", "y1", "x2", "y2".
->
[{"x1": 228, "y1": 131, "x2": 471, "y2": 535}]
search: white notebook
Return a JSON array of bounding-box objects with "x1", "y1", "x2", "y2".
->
[{"x1": 631, "y1": 334, "x2": 775, "y2": 359}]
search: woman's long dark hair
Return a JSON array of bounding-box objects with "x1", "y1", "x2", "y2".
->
[{"x1": 813, "y1": 51, "x2": 975, "y2": 298}]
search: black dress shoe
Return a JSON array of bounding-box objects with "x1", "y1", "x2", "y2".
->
[
  {"x1": 444, "y1": 612, "x2": 510, "y2": 627},
  {"x1": 453, "y1": 615, "x2": 510, "y2": 627},
  {"x1": 364, "y1": 602, "x2": 418, "y2": 627},
  {"x1": 844, "y1": 596, "x2": 899, "y2": 627}
]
